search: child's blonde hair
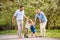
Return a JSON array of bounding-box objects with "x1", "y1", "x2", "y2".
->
[{"x1": 28, "y1": 19, "x2": 33, "y2": 24}]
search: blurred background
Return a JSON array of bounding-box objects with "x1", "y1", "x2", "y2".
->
[{"x1": 0, "y1": 0, "x2": 60, "y2": 38}]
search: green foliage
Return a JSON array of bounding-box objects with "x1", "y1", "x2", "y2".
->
[{"x1": 0, "y1": 0, "x2": 60, "y2": 30}]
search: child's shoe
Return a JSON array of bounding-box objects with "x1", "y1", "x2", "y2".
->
[{"x1": 24, "y1": 34, "x2": 29, "y2": 38}]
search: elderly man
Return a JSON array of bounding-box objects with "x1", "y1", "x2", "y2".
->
[{"x1": 34, "y1": 9, "x2": 47, "y2": 37}]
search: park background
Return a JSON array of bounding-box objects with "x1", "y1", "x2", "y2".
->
[{"x1": 0, "y1": 0, "x2": 60, "y2": 38}]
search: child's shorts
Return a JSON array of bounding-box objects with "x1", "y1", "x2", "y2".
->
[{"x1": 30, "y1": 25, "x2": 36, "y2": 33}]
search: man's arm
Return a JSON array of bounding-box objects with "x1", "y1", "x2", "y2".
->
[
  {"x1": 12, "y1": 16, "x2": 15, "y2": 24},
  {"x1": 24, "y1": 15, "x2": 28, "y2": 20},
  {"x1": 12, "y1": 10, "x2": 17, "y2": 24}
]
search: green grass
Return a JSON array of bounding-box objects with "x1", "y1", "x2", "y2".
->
[
  {"x1": 46, "y1": 30, "x2": 60, "y2": 38},
  {"x1": 0, "y1": 30, "x2": 17, "y2": 35},
  {"x1": 0, "y1": 29, "x2": 60, "y2": 38}
]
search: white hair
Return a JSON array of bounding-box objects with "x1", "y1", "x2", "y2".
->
[{"x1": 35, "y1": 9, "x2": 40, "y2": 13}]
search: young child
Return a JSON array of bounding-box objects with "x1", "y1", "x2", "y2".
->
[
  {"x1": 24, "y1": 19, "x2": 36, "y2": 38},
  {"x1": 24, "y1": 18, "x2": 30, "y2": 38},
  {"x1": 28, "y1": 19, "x2": 36, "y2": 37}
]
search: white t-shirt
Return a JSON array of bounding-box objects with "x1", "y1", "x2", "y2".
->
[
  {"x1": 14, "y1": 10, "x2": 25, "y2": 21},
  {"x1": 25, "y1": 20, "x2": 30, "y2": 29}
]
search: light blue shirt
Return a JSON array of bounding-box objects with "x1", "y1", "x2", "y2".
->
[
  {"x1": 14, "y1": 10, "x2": 25, "y2": 21},
  {"x1": 35, "y1": 11, "x2": 47, "y2": 22}
]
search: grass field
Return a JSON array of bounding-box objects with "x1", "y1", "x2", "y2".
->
[{"x1": 0, "y1": 29, "x2": 60, "y2": 38}]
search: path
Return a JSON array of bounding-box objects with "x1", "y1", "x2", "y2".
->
[{"x1": 0, "y1": 35, "x2": 60, "y2": 40}]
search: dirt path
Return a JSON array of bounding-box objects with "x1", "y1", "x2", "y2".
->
[{"x1": 0, "y1": 35, "x2": 60, "y2": 40}]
